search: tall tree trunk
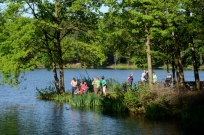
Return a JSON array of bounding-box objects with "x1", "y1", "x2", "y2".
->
[
  {"x1": 172, "y1": 32, "x2": 185, "y2": 92},
  {"x1": 52, "y1": 61, "x2": 60, "y2": 93},
  {"x1": 166, "y1": 44, "x2": 170, "y2": 72},
  {"x1": 145, "y1": 9, "x2": 153, "y2": 89},
  {"x1": 176, "y1": 47, "x2": 185, "y2": 89},
  {"x1": 186, "y1": 9, "x2": 200, "y2": 90},
  {"x1": 45, "y1": 31, "x2": 60, "y2": 93},
  {"x1": 55, "y1": 0, "x2": 65, "y2": 93},
  {"x1": 190, "y1": 36, "x2": 200, "y2": 90},
  {"x1": 146, "y1": 35, "x2": 153, "y2": 89},
  {"x1": 47, "y1": 45, "x2": 60, "y2": 93},
  {"x1": 114, "y1": 52, "x2": 117, "y2": 70},
  {"x1": 57, "y1": 41, "x2": 65, "y2": 93},
  {"x1": 171, "y1": 54, "x2": 176, "y2": 85}
]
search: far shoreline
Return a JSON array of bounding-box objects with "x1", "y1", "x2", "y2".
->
[{"x1": 37, "y1": 63, "x2": 204, "y2": 70}]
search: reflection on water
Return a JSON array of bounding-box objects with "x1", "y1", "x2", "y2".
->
[
  {"x1": 1, "y1": 69, "x2": 203, "y2": 135},
  {"x1": 0, "y1": 102, "x2": 185, "y2": 135}
]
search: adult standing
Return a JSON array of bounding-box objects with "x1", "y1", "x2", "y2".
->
[
  {"x1": 165, "y1": 71, "x2": 172, "y2": 87},
  {"x1": 152, "y1": 72, "x2": 158, "y2": 84},
  {"x1": 71, "y1": 78, "x2": 78, "y2": 97},
  {"x1": 166, "y1": 71, "x2": 172, "y2": 80},
  {"x1": 141, "y1": 70, "x2": 146, "y2": 82},
  {"x1": 92, "y1": 77, "x2": 96, "y2": 94},
  {"x1": 92, "y1": 77, "x2": 100, "y2": 95},
  {"x1": 101, "y1": 76, "x2": 107, "y2": 96},
  {"x1": 127, "y1": 72, "x2": 134, "y2": 86},
  {"x1": 95, "y1": 77, "x2": 101, "y2": 95}
]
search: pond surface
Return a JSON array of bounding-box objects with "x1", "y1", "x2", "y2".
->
[{"x1": 0, "y1": 69, "x2": 203, "y2": 135}]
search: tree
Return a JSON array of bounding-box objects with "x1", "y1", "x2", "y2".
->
[{"x1": 0, "y1": 0, "x2": 105, "y2": 93}]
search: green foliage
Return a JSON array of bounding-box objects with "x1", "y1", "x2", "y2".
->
[
  {"x1": 36, "y1": 82, "x2": 56, "y2": 100},
  {"x1": 122, "y1": 82, "x2": 139, "y2": 92},
  {"x1": 70, "y1": 93, "x2": 102, "y2": 107},
  {"x1": 101, "y1": 93, "x2": 127, "y2": 112},
  {"x1": 145, "y1": 101, "x2": 168, "y2": 119},
  {"x1": 0, "y1": 15, "x2": 37, "y2": 86},
  {"x1": 124, "y1": 91, "x2": 141, "y2": 112},
  {"x1": 123, "y1": 85, "x2": 152, "y2": 113},
  {"x1": 106, "y1": 78, "x2": 123, "y2": 93}
]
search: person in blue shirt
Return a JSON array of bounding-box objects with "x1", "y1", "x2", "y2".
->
[{"x1": 101, "y1": 76, "x2": 107, "y2": 96}]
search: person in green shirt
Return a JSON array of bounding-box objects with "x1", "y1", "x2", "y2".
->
[
  {"x1": 101, "y1": 76, "x2": 107, "y2": 96},
  {"x1": 92, "y1": 77, "x2": 101, "y2": 95}
]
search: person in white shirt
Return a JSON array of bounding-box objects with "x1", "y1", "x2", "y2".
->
[
  {"x1": 165, "y1": 71, "x2": 172, "y2": 87},
  {"x1": 166, "y1": 71, "x2": 172, "y2": 80},
  {"x1": 141, "y1": 70, "x2": 147, "y2": 82},
  {"x1": 71, "y1": 78, "x2": 78, "y2": 97},
  {"x1": 152, "y1": 72, "x2": 157, "y2": 84}
]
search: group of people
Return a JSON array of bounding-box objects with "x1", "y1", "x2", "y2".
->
[
  {"x1": 71, "y1": 70, "x2": 172, "y2": 96},
  {"x1": 70, "y1": 76, "x2": 107, "y2": 97},
  {"x1": 127, "y1": 70, "x2": 172, "y2": 86},
  {"x1": 140, "y1": 70, "x2": 157, "y2": 84},
  {"x1": 92, "y1": 76, "x2": 107, "y2": 96},
  {"x1": 70, "y1": 78, "x2": 89, "y2": 97}
]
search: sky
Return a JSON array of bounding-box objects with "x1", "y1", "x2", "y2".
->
[
  {"x1": 0, "y1": 2, "x2": 109, "y2": 17},
  {"x1": 100, "y1": 5, "x2": 109, "y2": 13}
]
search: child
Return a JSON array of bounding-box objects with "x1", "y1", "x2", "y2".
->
[
  {"x1": 79, "y1": 80, "x2": 88, "y2": 94},
  {"x1": 101, "y1": 76, "x2": 107, "y2": 96}
]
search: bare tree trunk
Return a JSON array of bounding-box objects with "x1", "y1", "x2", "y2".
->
[
  {"x1": 48, "y1": 42, "x2": 60, "y2": 93},
  {"x1": 190, "y1": 36, "x2": 200, "y2": 90},
  {"x1": 57, "y1": 41, "x2": 65, "y2": 93},
  {"x1": 186, "y1": 9, "x2": 200, "y2": 90},
  {"x1": 176, "y1": 47, "x2": 185, "y2": 90},
  {"x1": 44, "y1": 31, "x2": 60, "y2": 93},
  {"x1": 52, "y1": 61, "x2": 60, "y2": 93},
  {"x1": 172, "y1": 32, "x2": 185, "y2": 92},
  {"x1": 145, "y1": 9, "x2": 153, "y2": 89},
  {"x1": 55, "y1": 0, "x2": 65, "y2": 93},
  {"x1": 171, "y1": 54, "x2": 176, "y2": 85},
  {"x1": 146, "y1": 36, "x2": 153, "y2": 89},
  {"x1": 114, "y1": 52, "x2": 117, "y2": 70},
  {"x1": 166, "y1": 44, "x2": 170, "y2": 72}
]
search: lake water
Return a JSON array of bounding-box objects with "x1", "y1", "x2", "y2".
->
[{"x1": 0, "y1": 69, "x2": 203, "y2": 135}]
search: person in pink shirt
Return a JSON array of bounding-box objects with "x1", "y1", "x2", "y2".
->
[{"x1": 79, "y1": 80, "x2": 88, "y2": 94}]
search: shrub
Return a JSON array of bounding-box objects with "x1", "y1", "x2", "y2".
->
[
  {"x1": 145, "y1": 101, "x2": 168, "y2": 119},
  {"x1": 106, "y1": 78, "x2": 123, "y2": 93},
  {"x1": 36, "y1": 82, "x2": 56, "y2": 100},
  {"x1": 123, "y1": 85, "x2": 152, "y2": 113},
  {"x1": 101, "y1": 93, "x2": 127, "y2": 112}
]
